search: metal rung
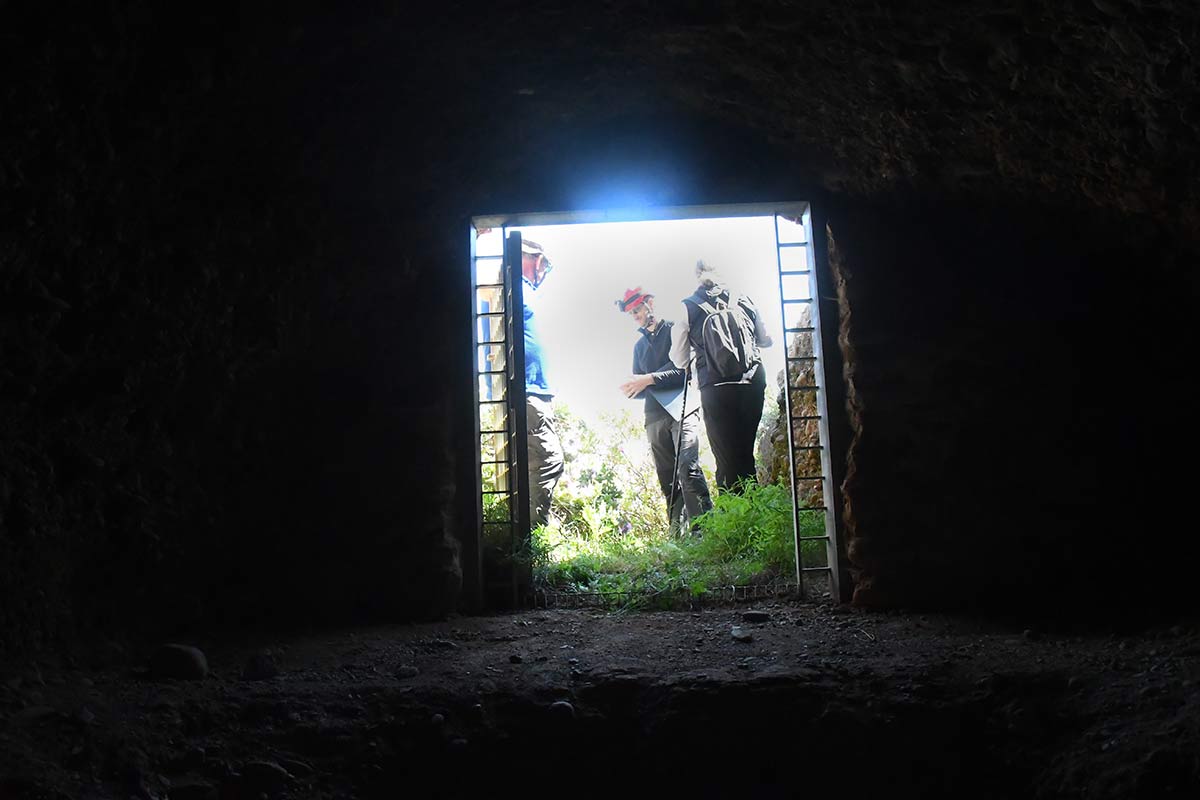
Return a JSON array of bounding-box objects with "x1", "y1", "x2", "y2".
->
[
  {"x1": 475, "y1": 282, "x2": 505, "y2": 289},
  {"x1": 801, "y1": 566, "x2": 831, "y2": 573},
  {"x1": 473, "y1": 254, "x2": 502, "y2": 259},
  {"x1": 476, "y1": 311, "x2": 505, "y2": 318},
  {"x1": 795, "y1": 507, "x2": 827, "y2": 512},
  {"x1": 790, "y1": 385, "x2": 820, "y2": 391},
  {"x1": 480, "y1": 430, "x2": 509, "y2": 436},
  {"x1": 785, "y1": 355, "x2": 817, "y2": 361},
  {"x1": 798, "y1": 535, "x2": 831, "y2": 542},
  {"x1": 781, "y1": 298, "x2": 812, "y2": 304},
  {"x1": 778, "y1": 242, "x2": 808, "y2": 248},
  {"x1": 783, "y1": 326, "x2": 816, "y2": 333},
  {"x1": 779, "y1": 269, "x2": 811, "y2": 275},
  {"x1": 790, "y1": 414, "x2": 821, "y2": 421},
  {"x1": 479, "y1": 459, "x2": 509, "y2": 466},
  {"x1": 477, "y1": 369, "x2": 505, "y2": 375},
  {"x1": 795, "y1": 476, "x2": 825, "y2": 481},
  {"x1": 791, "y1": 445, "x2": 822, "y2": 451}
]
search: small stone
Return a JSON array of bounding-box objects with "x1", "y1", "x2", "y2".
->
[
  {"x1": 149, "y1": 645, "x2": 208, "y2": 680},
  {"x1": 742, "y1": 611, "x2": 771, "y2": 623},
  {"x1": 277, "y1": 759, "x2": 312, "y2": 778},
  {"x1": 242, "y1": 650, "x2": 279, "y2": 681},
  {"x1": 449, "y1": 737, "x2": 469, "y2": 751},
  {"x1": 10, "y1": 706, "x2": 57, "y2": 726},
  {"x1": 171, "y1": 746, "x2": 207, "y2": 771},
  {"x1": 1023, "y1": 629, "x2": 1040, "y2": 641},
  {"x1": 508, "y1": 654, "x2": 523, "y2": 664},
  {"x1": 167, "y1": 779, "x2": 217, "y2": 800},
  {"x1": 431, "y1": 713, "x2": 445, "y2": 726},
  {"x1": 240, "y1": 761, "x2": 292, "y2": 796},
  {"x1": 395, "y1": 665, "x2": 420, "y2": 679},
  {"x1": 548, "y1": 700, "x2": 575, "y2": 719},
  {"x1": 731, "y1": 626, "x2": 753, "y2": 643}
]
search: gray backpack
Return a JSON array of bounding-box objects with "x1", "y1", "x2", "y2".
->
[{"x1": 686, "y1": 294, "x2": 759, "y2": 382}]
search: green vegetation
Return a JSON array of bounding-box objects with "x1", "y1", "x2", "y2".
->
[
  {"x1": 532, "y1": 481, "x2": 826, "y2": 609},
  {"x1": 479, "y1": 399, "x2": 826, "y2": 608},
  {"x1": 525, "y1": 404, "x2": 825, "y2": 609}
]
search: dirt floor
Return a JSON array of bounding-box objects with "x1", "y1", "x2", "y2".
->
[{"x1": 2, "y1": 601, "x2": 1198, "y2": 799}]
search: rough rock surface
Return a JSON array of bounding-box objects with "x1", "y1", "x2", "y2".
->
[
  {"x1": 2, "y1": 1, "x2": 1198, "y2": 649},
  {"x1": 2, "y1": 606, "x2": 1198, "y2": 798}
]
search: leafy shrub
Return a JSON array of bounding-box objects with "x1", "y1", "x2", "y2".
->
[{"x1": 509, "y1": 399, "x2": 826, "y2": 608}]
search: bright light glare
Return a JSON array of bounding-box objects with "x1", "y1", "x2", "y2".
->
[{"x1": 505, "y1": 215, "x2": 790, "y2": 423}]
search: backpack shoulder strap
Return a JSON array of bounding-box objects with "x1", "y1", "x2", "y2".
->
[
  {"x1": 734, "y1": 295, "x2": 756, "y2": 320},
  {"x1": 683, "y1": 296, "x2": 720, "y2": 316}
]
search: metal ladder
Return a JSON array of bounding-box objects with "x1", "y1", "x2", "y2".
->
[{"x1": 773, "y1": 212, "x2": 841, "y2": 600}]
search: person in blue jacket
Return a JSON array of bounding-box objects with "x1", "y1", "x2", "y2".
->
[{"x1": 520, "y1": 239, "x2": 564, "y2": 528}]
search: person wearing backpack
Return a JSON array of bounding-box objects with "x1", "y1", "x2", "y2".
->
[
  {"x1": 670, "y1": 260, "x2": 774, "y2": 493},
  {"x1": 615, "y1": 287, "x2": 713, "y2": 535}
]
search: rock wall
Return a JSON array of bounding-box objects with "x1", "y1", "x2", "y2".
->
[
  {"x1": 3, "y1": 2, "x2": 1199, "y2": 652},
  {"x1": 0, "y1": 6, "x2": 464, "y2": 651},
  {"x1": 826, "y1": 194, "x2": 1197, "y2": 617}
]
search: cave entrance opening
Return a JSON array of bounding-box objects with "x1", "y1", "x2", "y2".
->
[{"x1": 467, "y1": 202, "x2": 848, "y2": 612}]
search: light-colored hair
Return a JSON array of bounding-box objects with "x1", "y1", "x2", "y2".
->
[{"x1": 695, "y1": 259, "x2": 723, "y2": 289}]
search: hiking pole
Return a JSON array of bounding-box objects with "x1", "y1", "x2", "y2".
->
[{"x1": 667, "y1": 357, "x2": 693, "y2": 535}]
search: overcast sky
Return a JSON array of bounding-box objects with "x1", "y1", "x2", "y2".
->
[{"x1": 476, "y1": 215, "x2": 807, "y2": 422}]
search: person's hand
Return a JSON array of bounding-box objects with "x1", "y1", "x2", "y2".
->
[{"x1": 619, "y1": 374, "x2": 654, "y2": 398}]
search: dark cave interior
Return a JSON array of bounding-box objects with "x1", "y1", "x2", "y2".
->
[{"x1": 3, "y1": 2, "x2": 1200, "y2": 797}]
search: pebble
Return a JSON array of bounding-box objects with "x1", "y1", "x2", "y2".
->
[
  {"x1": 167, "y1": 779, "x2": 217, "y2": 800},
  {"x1": 149, "y1": 644, "x2": 208, "y2": 680},
  {"x1": 240, "y1": 761, "x2": 293, "y2": 795},
  {"x1": 242, "y1": 650, "x2": 279, "y2": 681},
  {"x1": 278, "y1": 759, "x2": 313, "y2": 777},
  {"x1": 10, "y1": 706, "x2": 57, "y2": 726},
  {"x1": 395, "y1": 665, "x2": 420, "y2": 679},
  {"x1": 548, "y1": 700, "x2": 575, "y2": 719},
  {"x1": 731, "y1": 626, "x2": 753, "y2": 642}
]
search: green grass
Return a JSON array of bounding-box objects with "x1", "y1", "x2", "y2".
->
[
  {"x1": 531, "y1": 480, "x2": 827, "y2": 610},
  {"x1": 480, "y1": 402, "x2": 826, "y2": 610}
]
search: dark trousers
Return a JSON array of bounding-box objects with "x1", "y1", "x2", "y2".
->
[
  {"x1": 701, "y1": 382, "x2": 766, "y2": 492},
  {"x1": 646, "y1": 411, "x2": 712, "y2": 532}
]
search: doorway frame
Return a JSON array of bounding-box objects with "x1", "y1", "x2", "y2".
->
[{"x1": 461, "y1": 201, "x2": 852, "y2": 610}]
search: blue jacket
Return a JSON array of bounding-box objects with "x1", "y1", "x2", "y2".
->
[{"x1": 523, "y1": 277, "x2": 552, "y2": 398}]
